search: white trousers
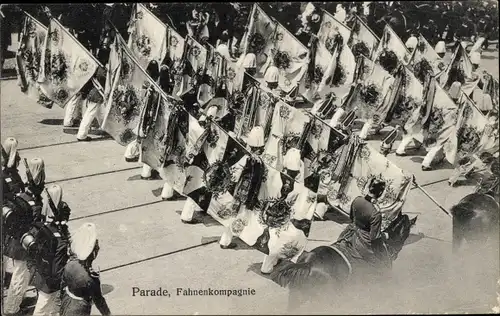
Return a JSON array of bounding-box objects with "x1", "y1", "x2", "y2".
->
[
  {"x1": 181, "y1": 198, "x2": 199, "y2": 222},
  {"x1": 3, "y1": 258, "x2": 31, "y2": 314},
  {"x1": 261, "y1": 254, "x2": 279, "y2": 274},
  {"x1": 124, "y1": 140, "x2": 140, "y2": 160},
  {"x1": 314, "y1": 202, "x2": 328, "y2": 219},
  {"x1": 141, "y1": 164, "x2": 152, "y2": 178},
  {"x1": 219, "y1": 227, "x2": 233, "y2": 246},
  {"x1": 161, "y1": 182, "x2": 175, "y2": 199},
  {"x1": 32, "y1": 290, "x2": 60, "y2": 316},
  {"x1": 329, "y1": 108, "x2": 345, "y2": 128},
  {"x1": 422, "y1": 145, "x2": 442, "y2": 168},
  {"x1": 358, "y1": 119, "x2": 373, "y2": 140},
  {"x1": 63, "y1": 94, "x2": 83, "y2": 127},
  {"x1": 396, "y1": 133, "x2": 414, "y2": 154},
  {"x1": 76, "y1": 100, "x2": 99, "y2": 139}
]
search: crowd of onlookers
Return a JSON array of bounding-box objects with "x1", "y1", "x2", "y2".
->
[{"x1": 1, "y1": 2, "x2": 499, "y2": 69}]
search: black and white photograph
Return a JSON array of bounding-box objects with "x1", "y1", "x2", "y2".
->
[{"x1": 1, "y1": 2, "x2": 499, "y2": 315}]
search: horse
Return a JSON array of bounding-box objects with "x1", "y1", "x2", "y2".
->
[
  {"x1": 450, "y1": 192, "x2": 499, "y2": 254},
  {"x1": 271, "y1": 212, "x2": 417, "y2": 312}
]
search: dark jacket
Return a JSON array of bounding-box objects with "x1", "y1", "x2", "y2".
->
[
  {"x1": 61, "y1": 259, "x2": 111, "y2": 316},
  {"x1": 31, "y1": 223, "x2": 70, "y2": 293}
]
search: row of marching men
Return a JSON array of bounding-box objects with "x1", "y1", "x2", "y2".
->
[{"x1": 2, "y1": 137, "x2": 111, "y2": 315}]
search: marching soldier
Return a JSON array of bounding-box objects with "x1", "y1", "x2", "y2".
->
[
  {"x1": 2, "y1": 137, "x2": 24, "y2": 201},
  {"x1": 219, "y1": 126, "x2": 265, "y2": 250},
  {"x1": 336, "y1": 178, "x2": 391, "y2": 272},
  {"x1": 30, "y1": 184, "x2": 71, "y2": 316},
  {"x1": 60, "y1": 223, "x2": 111, "y2": 316},
  {"x1": 75, "y1": 68, "x2": 107, "y2": 142},
  {"x1": 3, "y1": 157, "x2": 46, "y2": 315}
]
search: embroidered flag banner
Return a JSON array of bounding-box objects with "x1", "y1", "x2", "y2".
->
[
  {"x1": 15, "y1": 13, "x2": 48, "y2": 103},
  {"x1": 37, "y1": 18, "x2": 99, "y2": 108},
  {"x1": 127, "y1": 3, "x2": 167, "y2": 69},
  {"x1": 301, "y1": 115, "x2": 347, "y2": 194},
  {"x1": 270, "y1": 22, "x2": 310, "y2": 94},
  {"x1": 235, "y1": 83, "x2": 279, "y2": 140},
  {"x1": 389, "y1": 66, "x2": 425, "y2": 128},
  {"x1": 347, "y1": 15, "x2": 380, "y2": 60},
  {"x1": 455, "y1": 94, "x2": 490, "y2": 159},
  {"x1": 372, "y1": 24, "x2": 411, "y2": 69},
  {"x1": 409, "y1": 34, "x2": 445, "y2": 81},
  {"x1": 176, "y1": 36, "x2": 208, "y2": 97},
  {"x1": 102, "y1": 38, "x2": 154, "y2": 145},
  {"x1": 343, "y1": 58, "x2": 396, "y2": 125},
  {"x1": 261, "y1": 100, "x2": 310, "y2": 171},
  {"x1": 404, "y1": 77, "x2": 459, "y2": 164},
  {"x1": 324, "y1": 138, "x2": 412, "y2": 222},
  {"x1": 303, "y1": 11, "x2": 355, "y2": 101},
  {"x1": 237, "y1": 4, "x2": 276, "y2": 77},
  {"x1": 439, "y1": 43, "x2": 479, "y2": 95}
]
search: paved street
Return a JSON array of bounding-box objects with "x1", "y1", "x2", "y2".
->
[{"x1": 1, "y1": 42, "x2": 499, "y2": 314}]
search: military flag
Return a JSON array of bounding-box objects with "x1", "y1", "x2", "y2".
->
[
  {"x1": 324, "y1": 136, "x2": 413, "y2": 223},
  {"x1": 237, "y1": 4, "x2": 276, "y2": 77},
  {"x1": 409, "y1": 34, "x2": 446, "y2": 81},
  {"x1": 127, "y1": 3, "x2": 167, "y2": 69},
  {"x1": 453, "y1": 93, "x2": 490, "y2": 164},
  {"x1": 404, "y1": 76, "x2": 459, "y2": 165},
  {"x1": 15, "y1": 12, "x2": 48, "y2": 103},
  {"x1": 37, "y1": 18, "x2": 99, "y2": 108},
  {"x1": 268, "y1": 22, "x2": 310, "y2": 95},
  {"x1": 261, "y1": 100, "x2": 310, "y2": 171},
  {"x1": 176, "y1": 36, "x2": 208, "y2": 97},
  {"x1": 372, "y1": 24, "x2": 411, "y2": 74},
  {"x1": 439, "y1": 43, "x2": 479, "y2": 95},
  {"x1": 101, "y1": 36, "x2": 156, "y2": 145},
  {"x1": 347, "y1": 15, "x2": 380, "y2": 60},
  {"x1": 303, "y1": 10, "x2": 355, "y2": 102},
  {"x1": 342, "y1": 57, "x2": 396, "y2": 126}
]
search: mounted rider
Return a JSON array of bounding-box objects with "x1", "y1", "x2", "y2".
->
[{"x1": 336, "y1": 178, "x2": 391, "y2": 273}]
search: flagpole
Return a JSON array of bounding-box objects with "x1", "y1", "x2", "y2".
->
[
  {"x1": 412, "y1": 177, "x2": 452, "y2": 217},
  {"x1": 20, "y1": 9, "x2": 48, "y2": 31}
]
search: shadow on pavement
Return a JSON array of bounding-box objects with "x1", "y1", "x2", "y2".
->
[
  {"x1": 404, "y1": 232, "x2": 425, "y2": 246},
  {"x1": 410, "y1": 156, "x2": 424, "y2": 163},
  {"x1": 101, "y1": 284, "x2": 115, "y2": 296},
  {"x1": 39, "y1": 118, "x2": 64, "y2": 126},
  {"x1": 174, "y1": 210, "x2": 221, "y2": 227}
]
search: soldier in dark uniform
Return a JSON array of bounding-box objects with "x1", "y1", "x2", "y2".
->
[
  {"x1": 336, "y1": 178, "x2": 391, "y2": 271},
  {"x1": 3, "y1": 158, "x2": 46, "y2": 315},
  {"x1": 30, "y1": 184, "x2": 71, "y2": 316},
  {"x1": 2, "y1": 138, "x2": 24, "y2": 202},
  {"x1": 60, "y1": 223, "x2": 110, "y2": 316}
]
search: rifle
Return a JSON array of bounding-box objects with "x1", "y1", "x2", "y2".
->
[
  {"x1": 1, "y1": 145, "x2": 8, "y2": 167},
  {"x1": 24, "y1": 158, "x2": 35, "y2": 185},
  {"x1": 44, "y1": 188, "x2": 60, "y2": 221}
]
